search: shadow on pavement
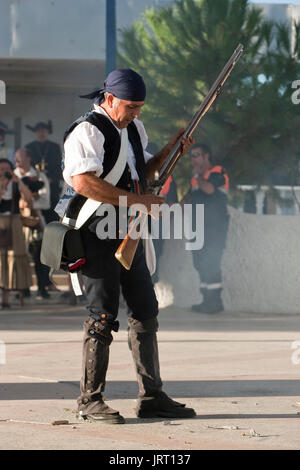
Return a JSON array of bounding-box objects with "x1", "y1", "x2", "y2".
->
[
  {"x1": 1, "y1": 379, "x2": 300, "y2": 400},
  {"x1": 2, "y1": 308, "x2": 300, "y2": 333}
]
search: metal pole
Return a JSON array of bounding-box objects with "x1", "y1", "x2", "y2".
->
[{"x1": 106, "y1": 0, "x2": 116, "y2": 76}]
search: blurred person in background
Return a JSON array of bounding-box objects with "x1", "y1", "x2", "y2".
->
[
  {"x1": 182, "y1": 143, "x2": 229, "y2": 314},
  {"x1": 0, "y1": 121, "x2": 14, "y2": 164},
  {"x1": 25, "y1": 120, "x2": 62, "y2": 222},
  {"x1": 0, "y1": 158, "x2": 33, "y2": 309},
  {"x1": 14, "y1": 148, "x2": 52, "y2": 300}
]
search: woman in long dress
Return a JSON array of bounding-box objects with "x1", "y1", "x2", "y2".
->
[{"x1": 0, "y1": 158, "x2": 33, "y2": 308}]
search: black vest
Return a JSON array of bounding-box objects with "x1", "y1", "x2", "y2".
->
[
  {"x1": 64, "y1": 111, "x2": 147, "y2": 192},
  {"x1": 63, "y1": 111, "x2": 147, "y2": 227}
]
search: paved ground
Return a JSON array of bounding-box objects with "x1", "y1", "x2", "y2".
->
[{"x1": 0, "y1": 290, "x2": 300, "y2": 450}]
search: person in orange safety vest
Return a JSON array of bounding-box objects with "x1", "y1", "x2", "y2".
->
[{"x1": 183, "y1": 143, "x2": 229, "y2": 314}]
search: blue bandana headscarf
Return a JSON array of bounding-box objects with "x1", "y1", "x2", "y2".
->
[{"x1": 80, "y1": 68, "x2": 146, "y2": 104}]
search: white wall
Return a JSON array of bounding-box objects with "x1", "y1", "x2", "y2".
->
[
  {"x1": 155, "y1": 206, "x2": 300, "y2": 314},
  {"x1": 2, "y1": 88, "x2": 88, "y2": 150},
  {"x1": 0, "y1": 0, "x2": 164, "y2": 59},
  {"x1": 2, "y1": 1, "x2": 300, "y2": 60}
]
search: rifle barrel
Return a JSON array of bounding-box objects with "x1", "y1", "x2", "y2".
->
[
  {"x1": 158, "y1": 44, "x2": 244, "y2": 181},
  {"x1": 115, "y1": 43, "x2": 244, "y2": 268}
]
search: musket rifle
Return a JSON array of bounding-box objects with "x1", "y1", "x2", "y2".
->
[{"x1": 115, "y1": 43, "x2": 244, "y2": 270}]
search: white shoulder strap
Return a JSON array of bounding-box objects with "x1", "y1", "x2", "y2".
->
[
  {"x1": 67, "y1": 129, "x2": 128, "y2": 296},
  {"x1": 143, "y1": 237, "x2": 156, "y2": 276},
  {"x1": 68, "y1": 128, "x2": 157, "y2": 293},
  {"x1": 68, "y1": 128, "x2": 128, "y2": 229}
]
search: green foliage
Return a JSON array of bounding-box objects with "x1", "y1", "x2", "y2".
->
[{"x1": 118, "y1": 0, "x2": 300, "y2": 196}]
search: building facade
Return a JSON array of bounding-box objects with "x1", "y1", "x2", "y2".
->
[{"x1": 0, "y1": 1, "x2": 299, "y2": 149}]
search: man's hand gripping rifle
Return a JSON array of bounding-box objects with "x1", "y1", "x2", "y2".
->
[{"x1": 115, "y1": 43, "x2": 244, "y2": 270}]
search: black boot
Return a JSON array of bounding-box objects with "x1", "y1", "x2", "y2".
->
[
  {"x1": 76, "y1": 317, "x2": 125, "y2": 424},
  {"x1": 192, "y1": 288, "x2": 223, "y2": 314},
  {"x1": 128, "y1": 317, "x2": 196, "y2": 419}
]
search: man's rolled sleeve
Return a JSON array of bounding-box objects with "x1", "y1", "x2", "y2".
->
[{"x1": 63, "y1": 122, "x2": 105, "y2": 187}]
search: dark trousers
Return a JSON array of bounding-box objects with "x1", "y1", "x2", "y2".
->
[
  {"x1": 192, "y1": 230, "x2": 227, "y2": 286},
  {"x1": 81, "y1": 229, "x2": 158, "y2": 321},
  {"x1": 29, "y1": 239, "x2": 50, "y2": 290},
  {"x1": 77, "y1": 229, "x2": 161, "y2": 413}
]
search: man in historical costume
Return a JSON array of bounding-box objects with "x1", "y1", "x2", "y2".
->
[
  {"x1": 14, "y1": 148, "x2": 51, "y2": 300},
  {"x1": 0, "y1": 121, "x2": 14, "y2": 164},
  {"x1": 25, "y1": 121, "x2": 62, "y2": 222},
  {"x1": 184, "y1": 143, "x2": 229, "y2": 314},
  {"x1": 59, "y1": 68, "x2": 196, "y2": 424}
]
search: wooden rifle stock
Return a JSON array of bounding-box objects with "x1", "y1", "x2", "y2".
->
[
  {"x1": 115, "y1": 211, "x2": 148, "y2": 269},
  {"x1": 115, "y1": 43, "x2": 244, "y2": 270}
]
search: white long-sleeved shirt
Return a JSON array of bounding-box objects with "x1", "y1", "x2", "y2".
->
[
  {"x1": 14, "y1": 166, "x2": 51, "y2": 210},
  {"x1": 63, "y1": 105, "x2": 153, "y2": 187}
]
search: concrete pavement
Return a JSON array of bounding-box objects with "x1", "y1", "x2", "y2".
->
[{"x1": 1, "y1": 290, "x2": 300, "y2": 450}]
